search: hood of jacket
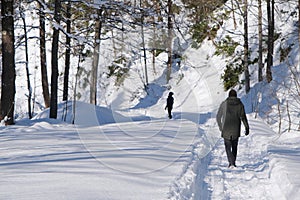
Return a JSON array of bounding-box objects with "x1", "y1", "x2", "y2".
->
[{"x1": 226, "y1": 97, "x2": 242, "y2": 106}]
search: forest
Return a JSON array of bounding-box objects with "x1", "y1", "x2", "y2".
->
[{"x1": 1, "y1": 0, "x2": 299, "y2": 125}]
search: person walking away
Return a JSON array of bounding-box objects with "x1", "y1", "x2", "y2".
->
[
  {"x1": 216, "y1": 89, "x2": 249, "y2": 168},
  {"x1": 165, "y1": 92, "x2": 174, "y2": 119}
]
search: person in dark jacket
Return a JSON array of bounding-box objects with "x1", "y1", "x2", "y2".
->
[
  {"x1": 165, "y1": 92, "x2": 174, "y2": 119},
  {"x1": 216, "y1": 89, "x2": 249, "y2": 168}
]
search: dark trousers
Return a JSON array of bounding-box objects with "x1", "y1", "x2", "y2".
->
[
  {"x1": 168, "y1": 107, "x2": 172, "y2": 119},
  {"x1": 224, "y1": 138, "x2": 238, "y2": 166}
]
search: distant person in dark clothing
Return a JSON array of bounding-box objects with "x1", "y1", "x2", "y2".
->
[
  {"x1": 216, "y1": 89, "x2": 250, "y2": 168},
  {"x1": 165, "y1": 92, "x2": 174, "y2": 119}
]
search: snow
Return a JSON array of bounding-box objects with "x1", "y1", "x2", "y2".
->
[
  {"x1": 2, "y1": 0, "x2": 300, "y2": 199},
  {"x1": 2, "y1": 104, "x2": 300, "y2": 199},
  {"x1": 3, "y1": 54, "x2": 300, "y2": 199}
]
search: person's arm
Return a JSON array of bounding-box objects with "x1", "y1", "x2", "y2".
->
[
  {"x1": 216, "y1": 102, "x2": 224, "y2": 131},
  {"x1": 240, "y1": 104, "x2": 249, "y2": 135}
]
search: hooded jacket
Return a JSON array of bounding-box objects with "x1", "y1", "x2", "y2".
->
[
  {"x1": 216, "y1": 97, "x2": 249, "y2": 140},
  {"x1": 166, "y1": 93, "x2": 174, "y2": 109}
]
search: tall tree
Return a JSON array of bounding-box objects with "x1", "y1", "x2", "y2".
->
[
  {"x1": 258, "y1": 0, "x2": 263, "y2": 82},
  {"x1": 90, "y1": 9, "x2": 103, "y2": 105},
  {"x1": 20, "y1": 7, "x2": 32, "y2": 119},
  {"x1": 50, "y1": 0, "x2": 62, "y2": 118},
  {"x1": 38, "y1": 0, "x2": 50, "y2": 108},
  {"x1": 298, "y1": 0, "x2": 300, "y2": 62},
  {"x1": 63, "y1": 0, "x2": 72, "y2": 101},
  {"x1": 231, "y1": 0, "x2": 237, "y2": 29},
  {"x1": 1, "y1": 0, "x2": 16, "y2": 125},
  {"x1": 140, "y1": 0, "x2": 148, "y2": 86},
  {"x1": 166, "y1": 0, "x2": 173, "y2": 83},
  {"x1": 266, "y1": 0, "x2": 274, "y2": 83},
  {"x1": 243, "y1": 0, "x2": 250, "y2": 93}
]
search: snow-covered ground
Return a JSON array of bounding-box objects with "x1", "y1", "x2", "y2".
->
[
  {"x1": 1, "y1": 104, "x2": 300, "y2": 199},
  {"x1": 2, "y1": 1, "x2": 300, "y2": 199},
  {"x1": 2, "y1": 42, "x2": 300, "y2": 199},
  {"x1": 203, "y1": 117, "x2": 299, "y2": 200}
]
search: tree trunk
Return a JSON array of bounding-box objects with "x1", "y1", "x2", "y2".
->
[
  {"x1": 63, "y1": 1, "x2": 71, "y2": 101},
  {"x1": 72, "y1": 48, "x2": 82, "y2": 124},
  {"x1": 266, "y1": 0, "x2": 274, "y2": 83},
  {"x1": 166, "y1": 0, "x2": 173, "y2": 83},
  {"x1": 152, "y1": 19, "x2": 157, "y2": 75},
  {"x1": 1, "y1": 0, "x2": 16, "y2": 125},
  {"x1": 38, "y1": 0, "x2": 50, "y2": 108},
  {"x1": 258, "y1": 0, "x2": 263, "y2": 82},
  {"x1": 50, "y1": 0, "x2": 62, "y2": 119},
  {"x1": 231, "y1": 0, "x2": 237, "y2": 29},
  {"x1": 21, "y1": 10, "x2": 32, "y2": 119},
  {"x1": 298, "y1": 0, "x2": 300, "y2": 70},
  {"x1": 244, "y1": 0, "x2": 250, "y2": 93},
  {"x1": 140, "y1": 0, "x2": 148, "y2": 86},
  {"x1": 299, "y1": 0, "x2": 300, "y2": 53},
  {"x1": 90, "y1": 9, "x2": 102, "y2": 105}
]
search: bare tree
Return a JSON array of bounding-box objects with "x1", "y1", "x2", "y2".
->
[
  {"x1": 299, "y1": 0, "x2": 300, "y2": 63},
  {"x1": 231, "y1": 0, "x2": 237, "y2": 29},
  {"x1": 166, "y1": 0, "x2": 173, "y2": 83},
  {"x1": 20, "y1": 7, "x2": 32, "y2": 119},
  {"x1": 243, "y1": 0, "x2": 250, "y2": 93},
  {"x1": 140, "y1": 0, "x2": 148, "y2": 86},
  {"x1": 38, "y1": 0, "x2": 50, "y2": 108},
  {"x1": 63, "y1": 0, "x2": 72, "y2": 101},
  {"x1": 1, "y1": 0, "x2": 16, "y2": 125},
  {"x1": 266, "y1": 0, "x2": 274, "y2": 83},
  {"x1": 258, "y1": 0, "x2": 263, "y2": 82},
  {"x1": 50, "y1": 0, "x2": 62, "y2": 119},
  {"x1": 90, "y1": 9, "x2": 103, "y2": 105}
]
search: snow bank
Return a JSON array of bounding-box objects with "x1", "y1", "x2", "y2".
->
[
  {"x1": 268, "y1": 132, "x2": 300, "y2": 199},
  {"x1": 33, "y1": 101, "x2": 131, "y2": 126}
]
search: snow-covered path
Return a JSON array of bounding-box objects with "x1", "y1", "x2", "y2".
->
[
  {"x1": 177, "y1": 44, "x2": 300, "y2": 199},
  {"x1": 0, "y1": 118, "x2": 203, "y2": 200},
  {"x1": 203, "y1": 118, "x2": 277, "y2": 199},
  {"x1": 200, "y1": 116, "x2": 300, "y2": 200}
]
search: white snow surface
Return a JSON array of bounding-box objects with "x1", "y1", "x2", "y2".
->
[
  {"x1": 2, "y1": 42, "x2": 300, "y2": 199},
  {"x1": 2, "y1": 1, "x2": 300, "y2": 199}
]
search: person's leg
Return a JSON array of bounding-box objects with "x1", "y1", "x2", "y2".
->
[
  {"x1": 224, "y1": 139, "x2": 235, "y2": 167},
  {"x1": 231, "y1": 139, "x2": 239, "y2": 166},
  {"x1": 168, "y1": 108, "x2": 172, "y2": 119}
]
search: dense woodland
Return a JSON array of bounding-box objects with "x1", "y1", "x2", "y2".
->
[{"x1": 1, "y1": 0, "x2": 300, "y2": 125}]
